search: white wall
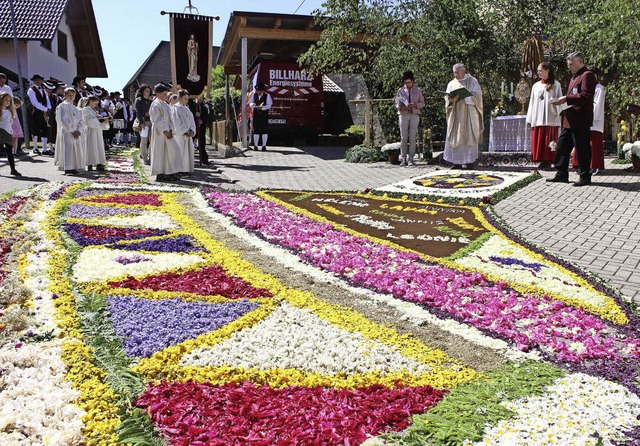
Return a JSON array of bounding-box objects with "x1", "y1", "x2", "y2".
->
[
  {"x1": 27, "y1": 12, "x2": 77, "y2": 85},
  {"x1": 0, "y1": 11, "x2": 77, "y2": 91}
]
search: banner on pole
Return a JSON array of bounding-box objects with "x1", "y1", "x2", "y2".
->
[{"x1": 168, "y1": 13, "x2": 214, "y2": 97}]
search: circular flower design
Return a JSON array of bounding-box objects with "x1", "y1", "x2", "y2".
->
[{"x1": 413, "y1": 173, "x2": 505, "y2": 189}]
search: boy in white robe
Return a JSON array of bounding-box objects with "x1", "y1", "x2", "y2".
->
[
  {"x1": 149, "y1": 84, "x2": 184, "y2": 181},
  {"x1": 171, "y1": 89, "x2": 196, "y2": 174},
  {"x1": 54, "y1": 88, "x2": 85, "y2": 174},
  {"x1": 80, "y1": 95, "x2": 107, "y2": 171}
]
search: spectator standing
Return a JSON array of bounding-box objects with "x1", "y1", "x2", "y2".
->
[
  {"x1": 0, "y1": 91, "x2": 21, "y2": 176},
  {"x1": 548, "y1": 52, "x2": 597, "y2": 186},
  {"x1": 27, "y1": 74, "x2": 51, "y2": 155},
  {"x1": 134, "y1": 84, "x2": 153, "y2": 164},
  {"x1": 11, "y1": 97, "x2": 25, "y2": 156},
  {"x1": 0, "y1": 73, "x2": 13, "y2": 96},
  {"x1": 395, "y1": 70, "x2": 425, "y2": 166},
  {"x1": 250, "y1": 83, "x2": 273, "y2": 151}
]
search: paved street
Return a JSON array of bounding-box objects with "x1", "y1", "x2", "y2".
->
[{"x1": 2, "y1": 144, "x2": 638, "y2": 303}]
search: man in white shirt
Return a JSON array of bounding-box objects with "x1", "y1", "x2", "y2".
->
[{"x1": 26, "y1": 74, "x2": 51, "y2": 155}]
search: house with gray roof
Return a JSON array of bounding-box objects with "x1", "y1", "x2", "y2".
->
[{"x1": 0, "y1": 0, "x2": 106, "y2": 91}]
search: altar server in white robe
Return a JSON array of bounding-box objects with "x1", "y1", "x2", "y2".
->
[
  {"x1": 54, "y1": 88, "x2": 85, "y2": 174},
  {"x1": 171, "y1": 89, "x2": 195, "y2": 174},
  {"x1": 81, "y1": 95, "x2": 107, "y2": 171},
  {"x1": 526, "y1": 62, "x2": 563, "y2": 169},
  {"x1": 149, "y1": 83, "x2": 184, "y2": 181},
  {"x1": 444, "y1": 63, "x2": 483, "y2": 168}
]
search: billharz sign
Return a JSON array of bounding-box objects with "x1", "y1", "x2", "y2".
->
[{"x1": 169, "y1": 13, "x2": 214, "y2": 97}]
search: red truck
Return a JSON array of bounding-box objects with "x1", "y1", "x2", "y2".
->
[{"x1": 249, "y1": 60, "x2": 324, "y2": 143}]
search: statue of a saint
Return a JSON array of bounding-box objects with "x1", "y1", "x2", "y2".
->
[{"x1": 186, "y1": 33, "x2": 200, "y2": 82}]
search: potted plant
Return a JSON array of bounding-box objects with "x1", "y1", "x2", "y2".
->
[
  {"x1": 381, "y1": 142, "x2": 401, "y2": 164},
  {"x1": 622, "y1": 141, "x2": 640, "y2": 169}
]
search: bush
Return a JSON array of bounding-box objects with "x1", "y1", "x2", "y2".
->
[
  {"x1": 209, "y1": 87, "x2": 241, "y2": 122},
  {"x1": 345, "y1": 144, "x2": 386, "y2": 163},
  {"x1": 342, "y1": 125, "x2": 365, "y2": 144}
]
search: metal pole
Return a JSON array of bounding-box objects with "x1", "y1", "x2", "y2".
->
[
  {"x1": 8, "y1": 0, "x2": 31, "y2": 149},
  {"x1": 241, "y1": 37, "x2": 248, "y2": 149},
  {"x1": 225, "y1": 74, "x2": 231, "y2": 145}
]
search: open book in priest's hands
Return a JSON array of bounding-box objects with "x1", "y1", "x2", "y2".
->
[{"x1": 438, "y1": 87, "x2": 474, "y2": 100}]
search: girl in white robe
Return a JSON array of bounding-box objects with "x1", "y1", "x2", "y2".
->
[
  {"x1": 526, "y1": 62, "x2": 562, "y2": 168},
  {"x1": 54, "y1": 88, "x2": 85, "y2": 174},
  {"x1": 149, "y1": 84, "x2": 184, "y2": 181},
  {"x1": 171, "y1": 89, "x2": 196, "y2": 173},
  {"x1": 81, "y1": 96, "x2": 107, "y2": 170}
]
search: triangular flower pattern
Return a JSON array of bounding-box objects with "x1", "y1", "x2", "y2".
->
[
  {"x1": 109, "y1": 265, "x2": 273, "y2": 299},
  {"x1": 107, "y1": 295, "x2": 259, "y2": 357}
]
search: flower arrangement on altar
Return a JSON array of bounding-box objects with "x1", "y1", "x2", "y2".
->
[{"x1": 490, "y1": 92, "x2": 516, "y2": 118}]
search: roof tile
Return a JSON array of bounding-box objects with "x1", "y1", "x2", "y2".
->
[{"x1": 0, "y1": 0, "x2": 68, "y2": 40}]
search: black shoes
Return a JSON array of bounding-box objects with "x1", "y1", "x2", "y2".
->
[
  {"x1": 157, "y1": 173, "x2": 180, "y2": 182},
  {"x1": 10, "y1": 169, "x2": 22, "y2": 177},
  {"x1": 546, "y1": 176, "x2": 569, "y2": 183},
  {"x1": 64, "y1": 170, "x2": 79, "y2": 175},
  {"x1": 88, "y1": 165, "x2": 93, "y2": 171},
  {"x1": 537, "y1": 161, "x2": 552, "y2": 169},
  {"x1": 253, "y1": 146, "x2": 258, "y2": 151},
  {"x1": 96, "y1": 164, "x2": 105, "y2": 171},
  {"x1": 261, "y1": 146, "x2": 267, "y2": 151},
  {"x1": 573, "y1": 178, "x2": 592, "y2": 187}
]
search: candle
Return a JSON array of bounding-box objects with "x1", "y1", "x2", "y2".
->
[
  {"x1": 510, "y1": 82, "x2": 514, "y2": 94},
  {"x1": 501, "y1": 81, "x2": 505, "y2": 94}
]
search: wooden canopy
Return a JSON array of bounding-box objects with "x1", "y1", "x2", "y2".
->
[{"x1": 217, "y1": 11, "x2": 323, "y2": 74}]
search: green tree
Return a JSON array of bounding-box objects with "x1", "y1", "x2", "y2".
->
[
  {"x1": 548, "y1": 0, "x2": 640, "y2": 120},
  {"x1": 302, "y1": 0, "x2": 553, "y2": 141}
]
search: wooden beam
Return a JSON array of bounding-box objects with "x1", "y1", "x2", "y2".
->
[
  {"x1": 238, "y1": 27, "x2": 321, "y2": 41},
  {"x1": 273, "y1": 18, "x2": 282, "y2": 29},
  {"x1": 66, "y1": 19, "x2": 88, "y2": 26},
  {"x1": 219, "y1": 16, "x2": 246, "y2": 68}
]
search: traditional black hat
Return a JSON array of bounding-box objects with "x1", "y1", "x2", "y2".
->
[
  {"x1": 30, "y1": 74, "x2": 44, "y2": 81},
  {"x1": 255, "y1": 83, "x2": 266, "y2": 91},
  {"x1": 72, "y1": 75, "x2": 86, "y2": 85}
]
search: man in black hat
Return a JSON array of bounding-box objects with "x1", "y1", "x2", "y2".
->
[
  {"x1": 72, "y1": 76, "x2": 87, "y2": 105},
  {"x1": 44, "y1": 80, "x2": 64, "y2": 155},
  {"x1": 249, "y1": 83, "x2": 272, "y2": 151},
  {"x1": 26, "y1": 74, "x2": 51, "y2": 155}
]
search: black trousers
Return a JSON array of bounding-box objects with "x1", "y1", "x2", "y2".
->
[
  {"x1": 554, "y1": 127, "x2": 591, "y2": 179},
  {"x1": 198, "y1": 125, "x2": 208, "y2": 164},
  {"x1": 2, "y1": 143, "x2": 16, "y2": 172}
]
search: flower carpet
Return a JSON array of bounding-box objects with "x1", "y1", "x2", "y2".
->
[
  {"x1": 1, "y1": 150, "x2": 640, "y2": 445},
  {"x1": 375, "y1": 169, "x2": 539, "y2": 201}
]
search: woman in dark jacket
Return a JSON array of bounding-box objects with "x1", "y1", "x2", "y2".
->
[{"x1": 134, "y1": 84, "x2": 153, "y2": 164}]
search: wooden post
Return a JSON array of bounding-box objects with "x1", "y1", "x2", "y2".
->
[
  {"x1": 348, "y1": 98, "x2": 394, "y2": 148},
  {"x1": 364, "y1": 99, "x2": 372, "y2": 147}
]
